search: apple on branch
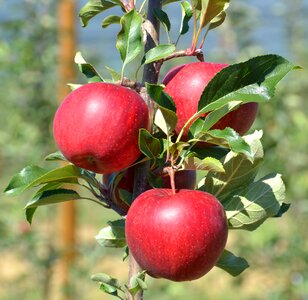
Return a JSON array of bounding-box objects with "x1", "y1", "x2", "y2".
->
[
  {"x1": 125, "y1": 188, "x2": 228, "y2": 281},
  {"x1": 162, "y1": 62, "x2": 259, "y2": 141},
  {"x1": 53, "y1": 82, "x2": 149, "y2": 174}
]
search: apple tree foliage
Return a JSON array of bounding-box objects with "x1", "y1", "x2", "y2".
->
[{"x1": 4, "y1": 0, "x2": 299, "y2": 298}]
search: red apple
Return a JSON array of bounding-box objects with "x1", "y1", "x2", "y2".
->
[
  {"x1": 104, "y1": 168, "x2": 196, "y2": 213},
  {"x1": 53, "y1": 82, "x2": 149, "y2": 174},
  {"x1": 163, "y1": 62, "x2": 259, "y2": 140},
  {"x1": 125, "y1": 189, "x2": 228, "y2": 281}
]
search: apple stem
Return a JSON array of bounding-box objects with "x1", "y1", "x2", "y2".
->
[{"x1": 169, "y1": 166, "x2": 176, "y2": 195}]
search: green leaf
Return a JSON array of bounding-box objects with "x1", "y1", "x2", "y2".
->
[
  {"x1": 194, "y1": 127, "x2": 254, "y2": 162},
  {"x1": 200, "y1": 0, "x2": 230, "y2": 28},
  {"x1": 74, "y1": 52, "x2": 104, "y2": 82},
  {"x1": 139, "y1": 129, "x2": 162, "y2": 159},
  {"x1": 79, "y1": 0, "x2": 118, "y2": 27},
  {"x1": 146, "y1": 83, "x2": 176, "y2": 112},
  {"x1": 129, "y1": 271, "x2": 147, "y2": 296},
  {"x1": 216, "y1": 249, "x2": 249, "y2": 276},
  {"x1": 105, "y1": 66, "x2": 121, "y2": 81},
  {"x1": 180, "y1": 1, "x2": 193, "y2": 35},
  {"x1": 25, "y1": 207, "x2": 37, "y2": 224},
  {"x1": 209, "y1": 10, "x2": 226, "y2": 30},
  {"x1": 198, "y1": 55, "x2": 297, "y2": 114},
  {"x1": 116, "y1": 10, "x2": 143, "y2": 73},
  {"x1": 45, "y1": 151, "x2": 67, "y2": 162},
  {"x1": 67, "y1": 83, "x2": 83, "y2": 91},
  {"x1": 99, "y1": 283, "x2": 118, "y2": 296},
  {"x1": 4, "y1": 165, "x2": 48, "y2": 195},
  {"x1": 199, "y1": 130, "x2": 264, "y2": 201},
  {"x1": 143, "y1": 44, "x2": 176, "y2": 65},
  {"x1": 188, "y1": 145, "x2": 229, "y2": 161},
  {"x1": 95, "y1": 219, "x2": 126, "y2": 248},
  {"x1": 154, "y1": 108, "x2": 178, "y2": 135},
  {"x1": 183, "y1": 156, "x2": 225, "y2": 172},
  {"x1": 118, "y1": 188, "x2": 133, "y2": 206},
  {"x1": 91, "y1": 273, "x2": 122, "y2": 289},
  {"x1": 225, "y1": 173, "x2": 286, "y2": 231},
  {"x1": 5, "y1": 164, "x2": 88, "y2": 196},
  {"x1": 102, "y1": 15, "x2": 121, "y2": 28},
  {"x1": 154, "y1": 8, "x2": 171, "y2": 32},
  {"x1": 189, "y1": 100, "x2": 241, "y2": 136},
  {"x1": 25, "y1": 189, "x2": 81, "y2": 209}
]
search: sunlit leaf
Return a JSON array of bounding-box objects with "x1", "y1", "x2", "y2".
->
[
  {"x1": 95, "y1": 219, "x2": 126, "y2": 248},
  {"x1": 183, "y1": 156, "x2": 225, "y2": 172},
  {"x1": 225, "y1": 173, "x2": 286, "y2": 231},
  {"x1": 199, "y1": 130, "x2": 264, "y2": 201},
  {"x1": 79, "y1": 0, "x2": 118, "y2": 27},
  {"x1": 75, "y1": 51, "x2": 104, "y2": 82},
  {"x1": 116, "y1": 10, "x2": 143, "y2": 73},
  {"x1": 180, "y1": 1, "x2": 193, "y2": 35},
  {"x1": 143, "y1": 44, "x2": 175, "y2": 65}
]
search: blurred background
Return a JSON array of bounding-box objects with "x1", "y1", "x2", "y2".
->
[{"x1": 1, "y1": 0, "x2": 307, "y2": 299}]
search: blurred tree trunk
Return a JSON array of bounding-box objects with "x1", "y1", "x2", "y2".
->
[{"x1": 57, "y1": 1, "x2": 76, "y2": 300}]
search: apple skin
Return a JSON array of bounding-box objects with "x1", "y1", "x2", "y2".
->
[
  {"x1": 104, "y1": 168, "x2": 196, "y2": 213},
  {"x1": 163, "y1": 62, "x2": 259, "y2": 140},
  {"x1": 53, "y1": 82, "x2": 149, "y2": 174},
  {"x1": 125, "y1": 189, "x2": 228, "y2": 281}
]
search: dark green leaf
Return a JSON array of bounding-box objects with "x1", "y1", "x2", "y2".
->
[
  {"x1": 25, "y1": 189, "x2": 81, "y2": 209},
  {"x1": 116, "y1": 10, "x2": 143, "y2": 71},
  {"x1": 198, "y1": 55, "x2": 297, "y2": 114},
  {"x1": 75, "y1": 52, "x2": 104, "y2": 82},
  {"x1": 154, "y1": 8, "x2": 171, "y2": 31},
  {"x1": 216, "y1": 249, "x2": 249, "y2": 276},
  {"x1": 274, "y1": 202, "x2": 291, "y2": 218},
  {"x1": 95, "y1": 219, "x2": 126, "y2": 248},
  {"x1": 139, "y1": 129, "x2": 162, "y2": 159},
  {"x1": 25, "y1": 207, "x2": 37, "y2": 224},
  {"x1": 45, "y1": 151, "x2": 67, "y2": 162},
  {"x1": 118, "y1": 189, "x2": 133, "y2": 206},
  {"x1": 225, "y1": 173, "x2": 286, "y2": 231},
  {"x1": 146, "y1": 83, "x2": 176, "y2": 112},
  {"x1": 79, "y1": 0, "x2": 118, "y2": 27},
  {"x1": 180, "y1": 1, "x2": 193, "y2": 35},
  {"x1": 188, "y1": 146, "x2": 229, "y2": 161},
  {"x1": 102, "y1": 15, "x2": 121, "y2": 28},
  {"x1": 200, "y1": 130, "x2": 264, "y2": 201},
  {"x1": 143, "y1": 44, "x2": 175, "y2": 65}
]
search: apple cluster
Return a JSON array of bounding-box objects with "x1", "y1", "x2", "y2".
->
[{"x1": 53, "y1": 61, "x2": 258, "y2": 281}]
